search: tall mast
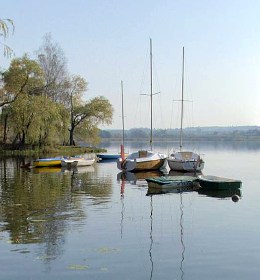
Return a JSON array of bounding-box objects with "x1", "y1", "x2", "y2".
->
[
  {"x1": 121, "y1": 80, "x2": 125, "y2": 147},
  {"x1": 141, "y1": 38, "x2": 158, "y2": 150},
  {"x1": 180, "y1": 46, "x2": 185, "y2": 151},
  {"x1": 150, "y1": 38, "x2": 153, "y2": 151}
]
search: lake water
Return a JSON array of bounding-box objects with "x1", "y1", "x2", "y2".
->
[{"x1": 0, "y1": 141, "x2": 259, "y2": 280}]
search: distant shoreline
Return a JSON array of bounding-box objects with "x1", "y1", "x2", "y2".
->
[
  {"x1": 99, "y1": 125, "x2": 260, "y2": 142},
  {"x1": 99, "y1": 136, "x2": 260, "y2": 142}
]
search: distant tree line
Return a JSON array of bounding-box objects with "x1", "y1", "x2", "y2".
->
[
  {"x1": 0, "y1": 32, "x2": 113, "y2": 149},
  {"x1": 99, "y1": 126, "x2": 260, "y2": 141}
]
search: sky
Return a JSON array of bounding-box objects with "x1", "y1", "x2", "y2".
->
[{"x1": 1, "y1": 0, "x2": 260, "y2": 130}]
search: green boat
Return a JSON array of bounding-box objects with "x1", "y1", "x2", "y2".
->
[
  {"x1": 145, "y1": 175, "x2": 200, "y2": 191},
  {"x1": 198, "y1": 175, "x2": 242, "y2": 190}
]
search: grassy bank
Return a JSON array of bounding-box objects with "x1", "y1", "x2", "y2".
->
[{"x1": 0, "y1": 145, "x2": 106, "y2": 157}]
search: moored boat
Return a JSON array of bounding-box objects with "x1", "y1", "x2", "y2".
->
[
  {"x1": 146, "y1": 175, "x2": 200, "y2": 191},
  {"x1": 198, "y1": 175, "x2": 242, "y2": 190},
  {"x1": 76, "y1": 157, "x2": 95, "y2": 167},
  {"x1": 117, "y1": 150, "x2": 167, "y2": 172},
  {"x1": 167, "y1": 47, "x2": 204, "y2": 172},
  {"x1": 33, "y1": 157, "x2": 63, "y2": 168},
  {"x1": 63, "y1": 156, "x2": 95, "y2": 167},
  {"x1": 117, "y1": 39, "x2": 167, "y2": 172},
  {"x1": 97, "y1": 153, "x2": 121, "y2": 161},
  {"x1": 168, "y1": 151, "x2": 204, "y2": 172}
]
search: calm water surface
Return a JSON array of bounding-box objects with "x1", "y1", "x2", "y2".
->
[{"x1": 0, "y1": 141, "x2": 260, "y2": 279}]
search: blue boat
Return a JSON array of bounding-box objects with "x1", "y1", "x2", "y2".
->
[{"x1": 97, "y1": 153, "x2": 126, "y2": 161}]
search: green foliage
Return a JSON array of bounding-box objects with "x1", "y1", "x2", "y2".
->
[
  {"x1": 0, "y1": 37, "x2": 114, "y2": 149},
  {"x1": 70, "y1": 96, "x2": 113, "y2": 145},
  {"x1": 3, "y1": 55, "x2": 44, "y2": 100}
]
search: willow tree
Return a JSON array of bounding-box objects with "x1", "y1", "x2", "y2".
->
[
  {"x1": 2, "y1": 55, "x2": 45, "y2": 146},
  {"x1": 0, "y1": 18, "x2": 14, "y2": 58},
  {"x1": 66, "y1": 75, "x2": 113, "y2": 145},
  {"x1": 8, "y1": 94, "x2": 68, "y2": 147},
  {"x1": 70, "y1": 96, "x2": 113, "y2": 145}
]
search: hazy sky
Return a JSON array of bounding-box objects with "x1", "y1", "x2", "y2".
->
[{"x1": 1, "y1": 0, "x2": 260, "y2": 130}]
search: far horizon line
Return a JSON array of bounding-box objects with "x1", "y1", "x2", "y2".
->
[{"x1": 102, "y1": 125, "x2": 260, "y2": 130}]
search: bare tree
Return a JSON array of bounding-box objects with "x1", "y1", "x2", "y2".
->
[{"x1": 36, "y1": 33, "x2": 68, "y2": 103}]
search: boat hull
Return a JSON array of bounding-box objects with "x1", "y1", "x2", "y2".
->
[
  {"x1": 62, "y1": 157, "x2": 95, "y2": 167},
  {"x1": 117, "y1": 151, "x2": 167, "y2": 172},
  {"x1": 97, "y1": 154, "x2": 121, "y2": 160},
  {"x1": 168, "y1": 151, "x2": 204, "y2": 172},
  {"x1": 131, "y1": 158, "x2": 165, "y2": 171},
  {"x1": 198, "y1": 175, "x2": 242, "y2": 190},
  {"x1": 168, "y1": 159, "x2": 204, "y2": 172},
  {"x1": 76, "y1": 158, "x2": 95, "y2": 167},
  {"x1": 33, "y1": 158, "x2": 62, "y2": 168},
  {"x1": 146, "y1": 176, "x2": 199, "y2": 189}
]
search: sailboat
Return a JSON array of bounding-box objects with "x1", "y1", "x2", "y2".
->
[
  {"x1": 167, "y1": 47, "x2": 204, "y2": 172},
  {"x1": 117, "y1": 39, "x2": 167, "y2": 172}
]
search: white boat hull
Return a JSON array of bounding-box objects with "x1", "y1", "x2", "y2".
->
[
  {"x1": 76, "y1": 158, "x2": 95, "y2": 167},
  {"x1": 117, "y1": 150, "x2": 167, "y2": 172},
  {"x1": 62, "y1": 157, "x2": 95, "y2": 167},
  {"x1": 167, "y1": 151, "x2": 204, "y2": 172}
]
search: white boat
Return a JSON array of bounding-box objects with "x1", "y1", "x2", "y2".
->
[
  {"x1": 75, "y1": 157, "x2": 95, "y2": 167},
  {"x1": 168, "y1": 151, "x2": 204, "y2": 172},
  {"x1": 117, "y1": 150, "x2": 167, "y2": 172},
  {"x1": 61, "y1": 157, "x2": 95, "y2": 167},
  {"x1": 168, "y1": 47, "x2": 204, "y2": 172},
  {"x1": 117, "y1": 39, "x2": 167, "y2": 172}
]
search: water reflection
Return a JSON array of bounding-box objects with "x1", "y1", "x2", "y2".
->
[
  {"x1": 117, "y1": 170, "x2": 163, "y2": 186},
  {"x1": 197, "y1": 188, "x2": 242, "y2": 201},
  {"x1": 149, "y1": 196, "x2": 154, "y2": 280},
  {"x1": 0, "y1": 163, "x2": 74, "y2": 264},
  {"x1": 147, "y1": 186, "x2": 195, "y2": 196},
  {"x1": 179, "y1": 193, "x2": 185, "y2": 280},
  {"x1": 0, "y1": 145, "x2": 255, "y2": 279},
  {"x1": 168, "y1": 170, "x2": 203, "y2": 177},
  {"x1": 146, "y1": 186, "x2": 187, "y2": 280},
  {"x1": 0, "y1": 157, "x2": 113, "y2": 265},
  {"x1": 71, "y1": 165, "x2": 113, "y2": 204},
  {"x1": 33, "y1": 167, "x2": 62, "y2": 174}
]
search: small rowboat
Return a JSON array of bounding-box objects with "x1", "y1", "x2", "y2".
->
[
  {"x1": 75, "y1": 157, "x2": 95, "y2": 167},
  {"x1": 198, "y1": 175, "x2": 242, "y2": 190},
  {"x1": 145, "y1": 176, "x2": 200, "y2": 191},
  {"x1": 97, "y1": 153, "x2": 125, "y2": 161},
  {"x1": 33, "y1": 157, "x2": 63, "y2": 168},
  {"x1": 61, "y1": 157, "x2": 95, "y2": 167}
]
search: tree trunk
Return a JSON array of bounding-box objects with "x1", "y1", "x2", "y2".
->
[
  {"x1": 69, "y1": 126, "x2": 75, "y2": 146},
  {"x1": 3, "y1": 113, "x2": 8, "y2": 144},
  {"x1": 19, "y1": 132, "x2": 26, "y2": 150}
]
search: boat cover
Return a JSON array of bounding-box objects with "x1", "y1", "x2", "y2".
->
[{"x1": 146, "y1": 176, "x2": 197, "y2": 185}]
